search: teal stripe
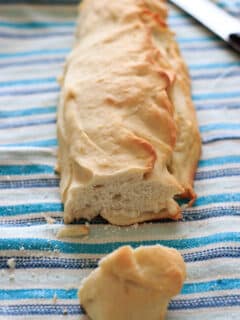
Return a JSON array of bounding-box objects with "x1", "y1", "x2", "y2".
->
[
  {"x1": 0, "y1": 78, "x2": 56, "y2": 88},
  {"x1": 169, "y1": 12, "x2": 188, "y2": 19},
  {"x1": 193, "y1": 91, "x2": 240, "y2": 101},
  {"x1": 0, "y1": 232, "x2": 240, "y2": 253},
  {"x1": 178, "y1": 36, "x2": 219, "y2": 43},
  {"x1": 0, "y1": 21, "x2": 75, "y2": 29},
  {"x1": 0, "y1": 193, "x2": 240, "y2": 217},
  {"x1": 195, "y1": 193, "x2": 240, "y2": 206},
  {"x1": 200, "y1": 123, "x2": 240, "y2": 132},
  {"x1": 182, "y1": 278, "x2": 240, "y2": 295},
  {"x1": 0, "y1": 289, "x2": 77, "y2": 300},
  {"x1": 0, "y1": 48, "x2": 70, "y2": 59},
  {"x1": 2, "y1": 139, "x2": 58, "y2": 147},
  {"x1": 0, "y1": 164, "x2": 54, "y2": 175},
  {"x1": 190, "y1": 61, "x2": 240, "y2": 70},
  {"x1": 199, "y1": 156, "x2": 240, "y2": 167},
  {"x1": 0, "y1": 278, "x2": 239, "y2": 300},
  {"x1": 0, "y1": 203, "x2": 63, "y2": 216},
  {"x1": 0, "y1": 106, "x2": 56, "y2": 118}
]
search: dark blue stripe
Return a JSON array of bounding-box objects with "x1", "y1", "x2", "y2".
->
[
  {"x1": 0, "y1": 31, "x2": 72, "y2": 39},
  {"x1": 196, "y1": 102, "x2": 240, "y2": 111},
  {"x1": 1, "y1": 232, "x2": 240, "y2": 253},
  {"x1": 195, "y1": 168, "x2": 240, "y2": 180},
  {"x1": 0, "y1": 21, "x2": 75, "y2": 29},
  {"x1": 192, "y1": 69, "x2": 240, "y2": 81},
  {"x1": 182, "y1": 207, "x2": 240, "y2": 222},
  {"x1": 0, "y1": 164, "x2": 54, "y2": 175},
  {"x1": 1, "y1": 295, "x2": 240, "y2": 315},
  {"x1": 0, "y1": 57, "x2": 64, "y2": 69},
  {"x1": 202, "y1": 135, "x2": 240, "y2": 144},
  {"x1": 0, "y1": 247, "x2": 239, "y2": 269},
  {"x1": 184, "y1": 246, "x2": 240, "y2": 262},
  {"x1": 170, "y1": 295, "x2": 240, "y2": 310},
  {"x1": 0, "y1": 304, "x2": 82, "y2": 316},
  {"x1": 0, "y1": 216, "x2": 63, "y2": 226},
  {"x1": 0, "y1": 118, "x2": 56, "y2": 129},
  {"x1": 0, "y1": 256, "x2": 98, "y2": 269},
  {"x1": 0, "y1": 178, "x2": 59, "y2": 189},
  {"x1": 0, "y1": 106, "x2": 56, "y2": 118},
  {"x1": 0, "y1": 87, "x2": 59, "y2": 96}
]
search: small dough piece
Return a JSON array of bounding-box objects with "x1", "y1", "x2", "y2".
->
[
  {"x1": 79, "y1": 245, "x2": 186, "y2": 320},
  {"x1": 56, "y1": 225, "x2": 89, "y2": 239},
  {"x1": 58, "y1": 0, "x2": 201, "y2": 225}
]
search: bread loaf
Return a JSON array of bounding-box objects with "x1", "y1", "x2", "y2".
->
[{"x1": 57, "y1": 0, "x2": 201, "y2": 225}]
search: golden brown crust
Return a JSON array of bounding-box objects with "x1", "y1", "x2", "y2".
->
[{"x1": 58, "y1": 0, "x2": 201, "y2": 225}]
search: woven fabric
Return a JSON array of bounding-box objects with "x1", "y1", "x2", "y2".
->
[{"x1": 0, "y1": 1, "x2": 240, "y2": 319}]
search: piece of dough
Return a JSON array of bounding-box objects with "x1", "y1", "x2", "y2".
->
[
  {"x1": 57, "y1": 0, "x2": 201, "y2": 225},
  {"x1": 79, "y1": 245, "x2": 186, "y2": 320}
]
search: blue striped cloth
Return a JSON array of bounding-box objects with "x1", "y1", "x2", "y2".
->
[{"x1": 0, "y1": 0, "x2": 240, "y2": 319}]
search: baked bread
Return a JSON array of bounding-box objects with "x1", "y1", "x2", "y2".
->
[
  {"x1": 57, "y1": 0, "x2": 201, "y2": 225},
  {"x1": 79, "y1": 245, "x2": 186, "y2": 320}
]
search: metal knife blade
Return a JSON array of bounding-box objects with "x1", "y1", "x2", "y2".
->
[{"x1": 170, "y1": 0, "x2": 240, "y2": 53}]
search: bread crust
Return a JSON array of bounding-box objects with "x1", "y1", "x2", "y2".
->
[{"x1": 57, "y1": 0, "x2": 201, "y2": 225}]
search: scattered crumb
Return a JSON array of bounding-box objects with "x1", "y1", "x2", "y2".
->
[
  {"x1": 31, "y1": 273, "x2": 35, "y2": 278},
  {"x1": 56, "y1": 225, "x2": 89, "y2": 239},
  {"x1": 43, "y1": 214, "x2": 56, "y2": 224},
  {"x1": 53, "y1": 248, "x2": 60, "y2": 254},
  {"x1": 9, "y1": 274, "x2": 15, "y2": 281},
  {"x1": 19, "y1": 246, "x2": 25, "y2": 251},
  {"x1": 63, "y1": 308, "x2": 68, "y2": 315},
  {"x1": 7, "y1": 258, "x2": 16, "y2": 269},
  {"x1": 132, "y1": 223, "x2": 138, "y2": 230},
  {"x1": 1, "y1": 270, "x2": 5, "y2": 276},
  {"x1": 53, "y1": 292, "x2": 58, "y2": 304}
]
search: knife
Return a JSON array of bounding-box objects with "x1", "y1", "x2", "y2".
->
[{"x1": 170, "y1": 0, "x2": 240, "y2": 53}]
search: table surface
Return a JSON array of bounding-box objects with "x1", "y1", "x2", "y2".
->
[{"x1": 0, "y1": 0, "x2": 240, "y2": 319}]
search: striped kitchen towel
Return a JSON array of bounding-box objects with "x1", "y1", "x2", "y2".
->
[{"x1": 0, "y1": 0, "x2": 240, "y2": 319}]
